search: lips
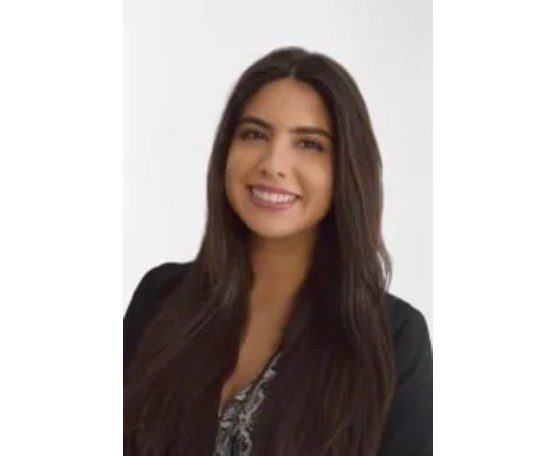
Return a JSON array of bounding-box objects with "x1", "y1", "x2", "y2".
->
[
  {"x1": 248, "y1": 184, "x2": 301, "y2": 198},
  {"x1": 246, "y1": 185, "x2": 300, "y2": 211}
]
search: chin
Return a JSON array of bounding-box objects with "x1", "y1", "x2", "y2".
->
[{"x1": 243, "y1": 219, "x2": 305, "y2": 240}]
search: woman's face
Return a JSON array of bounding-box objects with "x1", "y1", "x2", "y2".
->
[{"x1": 225, "y1": 78, "x2": 334, "y2": 240}]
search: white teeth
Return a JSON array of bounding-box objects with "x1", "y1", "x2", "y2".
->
[{"x1": 252, "y1": 188, "x2": 296, "y2": 204}]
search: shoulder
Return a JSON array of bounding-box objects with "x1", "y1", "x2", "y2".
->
[
  {"x1": 123, "y1": 260, "x2": 194, "y2": 368},
  {"x1": 124, "y1": 261, "x2": 192, "y2": 318},
  {"x1": 384, "y1": 291, "x2": 432, "y2": 384},
  {"x1": 380, "y1": 292, "x2": 433, "y2": 455},
  {"x1": 385, "y1": 292, "x2": 430, "y2": 348}
]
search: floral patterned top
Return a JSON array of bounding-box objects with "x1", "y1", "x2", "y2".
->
[{"x1": 213, "y1": 350, "x2": 283, "y2": 456}]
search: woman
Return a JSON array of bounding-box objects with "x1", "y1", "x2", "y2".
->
[{"x1": 124, "y1": 47, "x2": 432, "y2": 455}]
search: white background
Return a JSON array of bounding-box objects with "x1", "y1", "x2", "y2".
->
[
  {"x1": 2, "y1": 1, "x2": 556, "y2": 455},
  {"x1": 124, "y1": 0, "x2": 433, "y2": 332}
]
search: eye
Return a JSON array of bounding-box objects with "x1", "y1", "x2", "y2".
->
[
  {"x1": 298, "y1": 138, "x2": 325, "y2": 152},
  {"x1": 239, "y1": 129, "x2": 267, "y2": 141}
]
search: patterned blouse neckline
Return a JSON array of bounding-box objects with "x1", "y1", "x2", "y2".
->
[{"x1": 214, "y1": 350, "x2": 283, "y2": 456}]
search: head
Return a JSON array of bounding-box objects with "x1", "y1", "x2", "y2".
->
[
  {"x1": 224, "y1": 77, "x2": 334, "y2": 241},
  {"x1": 204, "y1": 46, "x2": 389, "y2": 277},
  {"x1": 124, "y1": 47, "x2": 394, "y2": 456}
]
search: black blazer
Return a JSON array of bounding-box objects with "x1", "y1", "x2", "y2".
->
[{"x1": 124, "y1": 261, "x2": 433, "y2": 455}]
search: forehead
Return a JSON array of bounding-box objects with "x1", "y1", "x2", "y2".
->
[{"x1": 240, "y1": 78, "x2": 332, "y2": 131}]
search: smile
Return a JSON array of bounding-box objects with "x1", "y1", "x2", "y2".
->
[{"x1": 247, "y1": 186, "x2": 299, "y2": 211}]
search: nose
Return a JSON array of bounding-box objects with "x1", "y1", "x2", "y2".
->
[{"x1": 257, "y1": 136, "x2": 292, "y2": 179}]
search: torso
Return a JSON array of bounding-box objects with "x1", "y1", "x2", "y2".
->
[
  {"x1": 218, "y1": 293, "x2": 293, "y2": 413},
  {"x1": 219, "y1": 341, "x2": 277, "y2": 413}
]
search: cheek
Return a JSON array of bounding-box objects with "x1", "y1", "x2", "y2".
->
[
  {"x1": 225, "y1": 149, "x2": 244, "y2": 188},
  {"x1": 226, "y1": 147, "x2": 255, "y2": 180},
  {"x1": 315, "y1": 178, "x2": 334, "y2": 213},
  {"x1": 295, "y1": 161, "x2": 333, "y2": 222},
  {"x1": 305, "y1": 160, "x2": 334, "y2": 203},
  {"x1": 225, "y1": 147, "x2": 257, "y2": 205}
]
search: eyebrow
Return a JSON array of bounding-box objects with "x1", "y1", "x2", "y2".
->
[{"x1": 236, "y1": 115, "x2": 333, "y2": 140}]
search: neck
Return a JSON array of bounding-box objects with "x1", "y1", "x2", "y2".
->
[{"x1": 248, "y1": 227, "x2": 318, "y2": 306}]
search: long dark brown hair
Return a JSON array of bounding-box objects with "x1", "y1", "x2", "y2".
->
[{"x1": 124, "y1": 46, "x2": 395, "y2": 455}]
